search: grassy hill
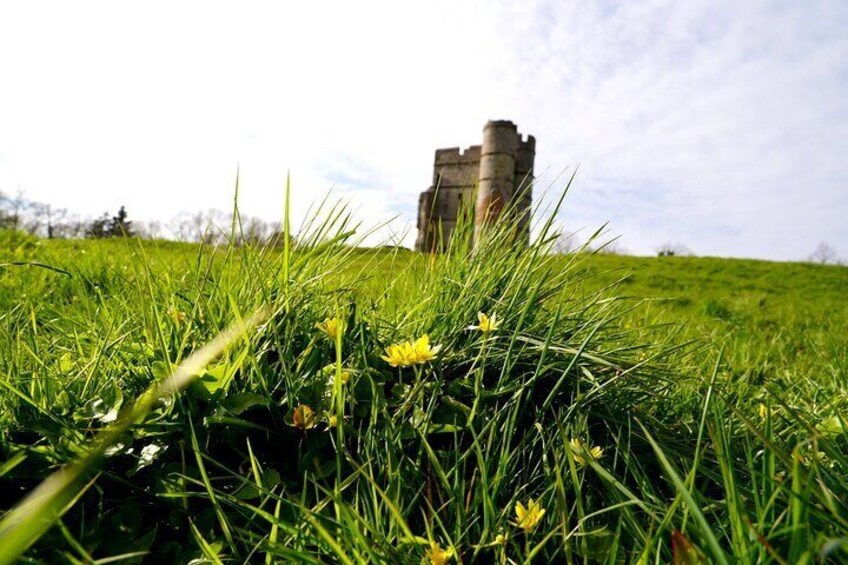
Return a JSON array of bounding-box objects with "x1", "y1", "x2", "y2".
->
[
  {"x1": 574, "y1": 253, "x2": 848, "y2": 377},
  {"x1": 1, "y1": 230, "x2": 846, "y2": 563}
]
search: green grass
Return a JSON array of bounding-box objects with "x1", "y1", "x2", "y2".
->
[{"x1": 0, "y1": 207, "x2": 846, "y2": 564}]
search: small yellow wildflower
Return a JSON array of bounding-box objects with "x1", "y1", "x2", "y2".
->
[
  {"x1": 427, "y1": 541, "x2": 454, "y2": 565},
  {"x1": 469, "y1": 311, "x2": 501, "y2": 333},
  {"x1": 381, "y1": 342, "x2": 415, "y2": 367},
  {"x1": 514, "y1": 498, "x2": 545, "y2": 533},
  {"x1": 411, "y1": 335, "x2": 441, "y2": 363},
  {"x1": 292, "y1": 404, "x2": 316, "y2": 430},
  {"x1": 328, "y1": 415, "x2": 338, "y2": 428},
  {"x1": 315, "y1": 317, "x2": 343, "y2": 341},
  {"x1": 381, "y1": 334, "x2": 442, "y2": 367},
  {"x1": 569, "y1": 438, "x2": 604, "y2": 467},
  {"x1": 758, "y1": 403, "x2": 767, "y2": 419}
]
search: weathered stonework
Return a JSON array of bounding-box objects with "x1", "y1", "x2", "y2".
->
[{"x1": 415, "y1": 120, "x2": 535, "y2": 252}]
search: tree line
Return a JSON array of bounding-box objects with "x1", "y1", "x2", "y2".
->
[{"x1": 0, "y1": 190, "x2": 286, "y2": 246}]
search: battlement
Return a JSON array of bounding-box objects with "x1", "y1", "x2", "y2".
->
[
  {"x1": 434, "y1": 145, "x2": 481, "y2": 166},
  {"x1": 515, "y1": 138, "x2": 536, "y2": 173}
]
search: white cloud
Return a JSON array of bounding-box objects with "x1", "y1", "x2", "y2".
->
[{"x1": 0, "y1": 0, "x2": 846, "y2": 260}]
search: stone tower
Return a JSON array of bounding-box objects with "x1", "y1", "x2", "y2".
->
[{"x1": 415, "y1": 120, "x2": 535, "y2": 252}]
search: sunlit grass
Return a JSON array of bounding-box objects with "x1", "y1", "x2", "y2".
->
[{"x1": 0, "y1": 184, "x2": 846, "y2": 562}]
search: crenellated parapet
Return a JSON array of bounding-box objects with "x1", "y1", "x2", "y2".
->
[
  {"x1": 415, "y1": 121, "x2": 535, "y2": 252},
  {"x1": 434, "y1": 146, "x2": 482, "y2": 166},
  {"x1": 514, "y1": 135, "x2": 536, "y2": 178},
  {"x1": 433, "y1": 146, "x2": 480, "y2": 191}
]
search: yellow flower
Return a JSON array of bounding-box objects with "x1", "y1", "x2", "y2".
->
[
  {"x1": 469, "y1": 311, "x2": 501, "y2": 333},
  {"x1": 292, "y1": 404, "x2": 316, "y2": 430},
  {"x1": 427, "y1": 541, "x2": 454, "y2": 565},
  {"x1": 328, "y1": 415, "x2": 338, "y2": 428},
  {"x1": 758, "y1": 403, "x2": 767, "y2": 419},
  {"x1": 411, "y1": 335, "x2": 441, "y2": 363},
  {"x1": 381, "y1": 341, "x2": 415, "y2": 367},
  {"x1": 569, "y1": 438, "x2": 604, "y2": 467},
  {"x1": 514, "y1": 498, "x2": 545, "y2": 533},
  {"x1": 381, "y1": 334, "x2": 442, "y2": 367},
  {"x1": 315, "y1": 317, "x2": 343, "y2": 341}
]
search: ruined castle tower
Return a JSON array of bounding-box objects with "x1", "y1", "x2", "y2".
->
[{"x1": 415, "y1": 120, "x2": 535, "y2": 252}]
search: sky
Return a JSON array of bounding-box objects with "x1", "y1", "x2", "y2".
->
[{"x1": 1, "y1": 0, "x2": 846, "y2": 260}]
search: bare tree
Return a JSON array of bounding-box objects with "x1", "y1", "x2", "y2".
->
[
  {"x1": 167, "y1": 209, "x2": 232, "y2": 245},
  {"x1": 166, "y1": 212, "x2": 197, "y2": 242},
  {"x1": 135, "y1": 220, "x2": 163, "y2": 240},
  {"x1": 46, "y1": 206, "x2": 69, "y2": 239},
  {"x1": 808, "y1": 242, "x2": 839, "y2": 265},
  {"x1": 236, "y1": 215, "x2": 277, "y2": 246},
  {"x1": 0, "y1": 190, "x2": 28, "y2": 231},
  {"x1": 53, "y1": 213, "x2": 89, "y2": 239},
  {"x1": 0, "y1": 191, "x2": 80, "y2": 239},
  {"x1": 22, "y1": 202, "x2": 46, "y2": 235}
]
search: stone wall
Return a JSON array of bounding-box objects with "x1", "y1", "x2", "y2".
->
[{"x1": 415, "y1": 121, "x2": 534, "y2": 252}]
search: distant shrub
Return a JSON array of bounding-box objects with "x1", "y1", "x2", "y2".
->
[
  {"x1": 657, "y1": 242, "x2": 693, "y2": 257},
  {"x1": 87, "y1": 206, "x2": 134, "y2": 239}
]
